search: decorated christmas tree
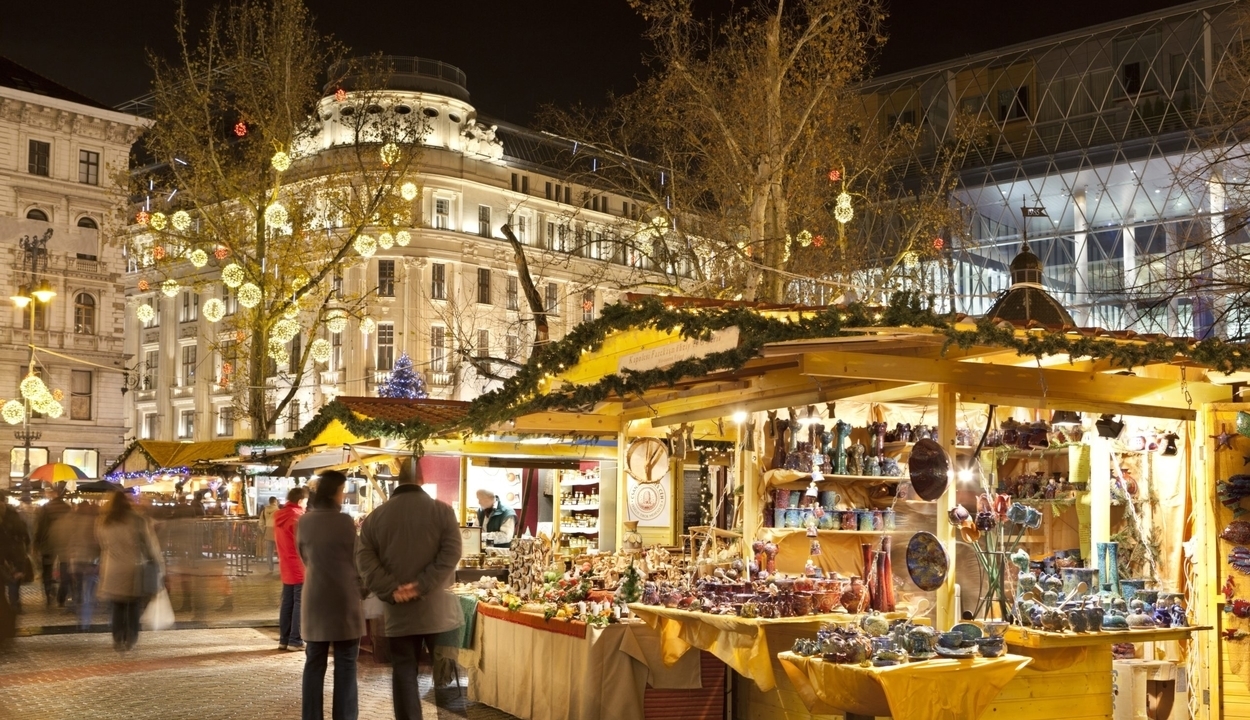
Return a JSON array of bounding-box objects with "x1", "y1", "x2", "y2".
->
[{"x1": 378, "y1": 352, "x2": 428, "y2": 399}]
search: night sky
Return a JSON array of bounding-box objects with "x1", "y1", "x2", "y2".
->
[{"x1": 1, "y1": 0, "x2": 1200, "y2": 124}]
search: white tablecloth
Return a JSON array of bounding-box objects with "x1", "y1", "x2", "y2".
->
[{"x1": 466, "y1": 613, "x2": 702, "y2": 720}]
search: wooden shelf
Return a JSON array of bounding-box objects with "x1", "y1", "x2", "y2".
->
[
  {"x1": 764, "y1": 527, "x2": 901, "y2": 537},
  {"x1": 764, "y1": 468, "x2": 904, "y2": 488},
  {"x1": 688, "y1": 526, "x2": 743, "y2": 540},
  {"x1": 1004, "y1": 624, "x2": 1210, "y2": 648},
  {"x1": 559, "y1": 479, "x2": 601, "y2": 487},
  {"x1": 560, "y1": 505, "x2": 600, "y2": 511},
  {"x1": 559, "y1": 527, "x2": 600, "y2": 535},
  {"x1": 882, "y1": 441, "x2": 975, "y2": 454}
]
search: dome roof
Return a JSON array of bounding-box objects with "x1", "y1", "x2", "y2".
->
[
  {"x1": 983, "y1": 241, "x2": 1075, "y2": 328},
  {"x1": 1009, "y1": 241, "x2": 1044, "y2": 285}
]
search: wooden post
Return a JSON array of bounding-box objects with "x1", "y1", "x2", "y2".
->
[
  {"x1": 1089, "y1": 435, "x2": 1111, "y2": 550},
  {"x1": 458, "y1": 455, "x2": 469, "y2": 526},
  {"x1": 616, "y1": 428, "x2": 629, "y2": 553},
  {"x1": 739, "y1": 414, "x2": 759, "y2": 563},
  {"x1": 1196, "y1": 404, "x2": 1218, "y2": 720},
  {"x1": 937, "y1": 385, "x2": 958, "y2": 628}
]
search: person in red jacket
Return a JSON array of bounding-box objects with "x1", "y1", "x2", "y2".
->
[{"x1": 275, "y1": 486, "x2": 308, "y2": 651}]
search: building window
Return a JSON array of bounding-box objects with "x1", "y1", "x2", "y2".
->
[
  {"x1": 434, "y1": 198, "x2": 450, "y2": 229},
  {"x1": 222, "y1": 284, "x2": 238, "y2": 315},
  {"x1": 545, "y1": 182, "x2": 553, "y2": 200},
  {"x1": 74, "y1": 293, "x2": 95, "y2": 334},
  {"x1": 545, "y1": 282, "x2": 560, "y2": 315},
  {"x1": 557, "y1": 225, "x2": 569, "y2": 253},
  {"x1": 564, "y1": 186, "x2": 571, "y2": 204},
  {"x1": 77, "y1": 216, "x2": 98, "y2": 230},
  {"x1": 506, "y1": 334, "x2": 520, "y2": 361},
  {"x1": 78, "y1": 150, "x2": 99, "y2": 185},
  {"x1": 377, "y1": 259, "x2": 395, "y2": 297},
  {"x1": 506, "y1": 276, "x2": 519, "y2": 310},
  {"x1": 332, "y1": 269, "x2": 343, "y2": 299},
  {"x1": 377, "y1": 322, "x2": 395, "y2": 371},
  {"x1": 62, "y1": 449, "x2": 98, "y2": 479},
  {"x1": 511, "y1": 173, "x2": 519, "y2": 192},
  {"x1": 181, "y1": 291, "x2": 199, "y2": 323},
  {"x1": 581, "y1": 289, "x2": 595, "y2": 323},
  {"x1": 179, "y1": 409, "x2": 195, "y2": 439},
  {"x1": 10, "y1": 448, "x2": 48, "y2": 477},
  {"x1": 143, "y1": 349, "x2": 159, "y2": 390},
  {"x1": 26, "y1": 208, "x2": 48, "y2": 221},
  {"x1": 546, "y1": 221, "x2": 556, "y2": 250},
  {"x1": 70, "y1": 370, "x2": 92, "y2": 420},
  {"x1": 28, "y1": 140, "x2": 50, "y2": 176},
  {"x1": 23, "y1": 302, "x2": 47, "y2": 331},
  {"x1": 181, "y1": 345, "x2": 197, "y2": 386},
  {"x1": 142, "y1": 413, "x2": 158, "y2": 440},
  {"x1": 216, "y1": 407, "x2": 235, "y2": 437},
  {"x1": 287, "y1": 402, "x2": 301, "y2": 433},
  {"x1": 477, "y1": 268, "x2": 492, "y2": 305},
  {"x1": 476, "y1": 329, "x2": 490, "y2": 359},
  {"x1": 328, "y1": 330, "x2": 342, "y2": 371},
  {"x1": 522, "y1": 176, "x2": 529, "y2": 194},
  {"x1": 431, "y1": 326, "x2": 447, "y2": 372},
  {"x1": 478, "y1": 205, "x2": 492, "y2": 237},
  {"x1": 516, "y1": 215, "x2": 527, "y2": 243},
  {"x1": 997, "y1": 86, "x2": 1029, "y2": 121},
  {"x1": 431, "y1": 263, "x2": 446, "y2": 300},
  {"x1": 1123, "y1": 61, "x2": 1142, "y2": 95}
]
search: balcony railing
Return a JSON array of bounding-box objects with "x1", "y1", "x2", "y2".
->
[{"x1": 428, "y1": 371, "x2": 453, "y2": 387}]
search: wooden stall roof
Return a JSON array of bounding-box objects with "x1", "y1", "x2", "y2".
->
[
  {"x1": 106, "y1": 439, "x2": 243, "y2": 475},
  {"x1": 293, "y1": 396, "x2": 471, "y2": 448}
]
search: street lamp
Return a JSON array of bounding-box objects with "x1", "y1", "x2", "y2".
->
[{"x1": 11, "y1": 230, "x2": 56, "y2": 501}]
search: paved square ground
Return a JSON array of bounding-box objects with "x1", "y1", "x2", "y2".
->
[{"x1": 0, "y1": 628, "x2": 518, "y2": 720}]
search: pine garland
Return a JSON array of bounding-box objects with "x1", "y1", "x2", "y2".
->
[{"x1": 289, "y1": 399, "x2": 438, "y2": 452}]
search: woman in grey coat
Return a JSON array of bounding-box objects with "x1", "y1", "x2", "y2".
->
[
  {"x1": 97, "y1": 491, "x2": 163, "y2": 652},
  {"x1": 298, "y1": 470, "x2": 364, "y2": 720}
]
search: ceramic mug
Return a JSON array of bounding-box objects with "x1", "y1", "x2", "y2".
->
[
  {"x1": 938, "y1": 631, "x2": 965, "y2": 649},
  {"x1": 842, "y1": 510, "x2": 859, "y2": 531},
  {"x1": 858, "y1": 510, "x2": 875, "y2": 532}
]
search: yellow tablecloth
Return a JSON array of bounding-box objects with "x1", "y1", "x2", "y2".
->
[
  {"x1": 778, "y1": 651, "x2": 1032, "y2": 720},
  {"x1": 629, "y1": 604, "x2": 864, "y2": 692}
]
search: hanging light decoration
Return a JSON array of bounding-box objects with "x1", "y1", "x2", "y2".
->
[
  {"x1": 359, "y1": 316, "x2": 376, "y2": 335},
  {"x1": 189, "y1": 249, "x2": 209, "y2": 268},
  {"x1": 202, "y1": 298, "x2": 226, "y2": 323},
  {"x1": 283, "y1": 304, "x2": 300, "y2": 320},
  {"x1": 378, "y1": 232, "x2": 394, "y2": 250},
  {"x1": 137, "y1": 279, "x2": 150, "y2": 292},
  {"x1": 214, "y1": 246, "x2": 230, "y2": 261},
  {"x1": 310, "y1": 338, "x2": 332, "y2": 364},
  {"x1": 237, "y1": 282, "x2": 262, "y2": 308},
  {"x1": 1, "y1": 400, "x2": 24, "y2": 425},
  {"x1": 271, "y1": 151, "x2": 292, "y2": 172},
  {"x1": 379, "y1": 142, "x2": 401, "y2": 166},
  {"x1": 44, "y1": 401, "x2": 64, "y2": 419},
  {"x1": 233, "y1": 121, "x2": 248, "y2": 137},
  {"x1": 20, "y1": 374, "x2": 48, "y2": 401},
  {"x1": 171, "y1": 210, "x2": 192, "y2": 232},
  {"x1": 152, "y1": 246, "x2": 167, "y2": 260},
  {"x1": 834, "y1": 192, "x2": 854, "y2": 224},
  {"x1": 325, "y1": 310, "x2": 348, "y2": 334},
  {"x1": 265, "y1": 202, "x2": 289, "y2": 228},
  {"x1": 136, "y1": 303, "x2": 156, "y2": 323},
  {"x1": 161, "y1": 279, "x2": 180, "y2": 297},
  {"x1": 135, "y1": 210, "x2": 150, "y2": 226},
  {"x1": 797, "y1": 230, "x2": 813, "y2": 247},
  {"x1": 149, "y1": 212, "x2": 168, "y2": 231},
  {"x1": 51, "y1": 388, "x2": 64, "y2": 402},
  {"x1": 291, "y1": 272, "x2": 310, "y2": 291},
  {"x1": 395, "y1": 230, "x2": 411, "y2": 247},
  {"x1": 271, "y1": 317, "x2": 301, "y2": 343},
  {"x1": 400, "y1": 182, "x2": 419, "y2": 201},
  {"x1": 354, "y1": 234, "x2": 377, "y2": 258},
  {"x1": 267, "y1": 340, "x2": 289, "y2": 364},
  {"x1": 222, "y1": 263, "x2": 246, "y2": 288}
]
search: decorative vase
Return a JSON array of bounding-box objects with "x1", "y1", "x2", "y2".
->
[
  {"x1": 622, "y1": 521, "x2": 643, "y2": 553},
  {"x1": 842, "y1": 576, "x2": 868, "y2": 613}
]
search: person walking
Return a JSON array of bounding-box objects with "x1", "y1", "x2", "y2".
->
[
  {"x1": 96, "y1": 491, "x2": 163, "y2": 652},
  {"x1": 298, "y1": 471, "x2": 364, "y2": 720},
  {"x1": 0, "y1": 499, "x2": 31, "y2": 643},
  {"x1": 68, "y1": 501, "x2": 101, "y2": 630},
  {"x1": 275, "y1": 486, "x2": 308, "y2": 651},
  {"x1": 357, "y1": 459, "x2": 462, "y2": 720},
  {"x1": 34, "y1": 486, "x2": 72, "y2": 608},
  {"x1": 258, "y1": 496, "x2": 280, "y2": 573}
]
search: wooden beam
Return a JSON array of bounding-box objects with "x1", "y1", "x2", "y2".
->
[
  {"x1": 490, "y1": 412, "x2": 620, "y2": 435},
  {"x1": 422, "y1": 438, "x2": 618, "y2": 461},
  {"x1": 957, "y1": 392, "x2": 1199, "y2": 422},
  {"x1": 649, "y1": 380, "x2": 906, "y2": 428},
  {"x1": 620, "y1": 381, "x2": 751, "y2": 410}
]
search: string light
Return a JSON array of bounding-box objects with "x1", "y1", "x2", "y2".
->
[
  {"x1": 271, "y1": 151, "x2": 291, "y2": 172},
  {"x1": 265, "y1": 203, "x2": 288, "y2": 228},
  {"x1": 137, "y1": 279, "x2": 150, "y2": 292},
  {"x1": 828, "y1": 169, "x2": 841, "y2": 182},
  {"x1": 360, "y1": 317, "x2": 376, "y2": 335},
  {"x1": 189, "y1": 249, "x2": 209, "y2": 268},
  {"x1": 834, "y1": 192, "x2": 853, "y2": 224},
  {"x1": 326, "y1": 310, "x2": 348, "y2": 334},
  {"x1": 797, "y1": 230, "x2": 813, "y2": 247},
  {"x1": 310, "y1": 338, "x2": 331, "y2": 364},
  {"x1": 1, "y1": 400, "x2": 24, "y2": 425},
  {"x1": 291, "y1": 272, "x2": 310, "y2": 291},
  {"x1": 283, "y1": 304, "x2": 300, "y2": 320},
  {"x1": 51, "y1": 389, "x2": 64, "y2": 402},
  {"x1": 171, "y1": 210, "x2": 192, "y2": 232},
  {"x1": 161, "y1": 279, "x2": 180, "y2": 297},
  {"x1": 395, "y1": 230, "x2": 411, "y2": 247},
  {"x1": 152, "y1": 246, "x2": 167, "y2": 260},
  {"x1": 380, "y1": 143, "x2": 401, "y2": 166},
  {"x1": 149, "y1": 212, "x2": 168, "y2": 231},
  {"x1": 354, "y1": 234, "x2": 377, "y2": 258},
  {"x1": 222, "y1": 264, "x2": 245, "y2": 288},
  {"x1": 136, "y1": 303, "x2": 155, "y2": 323},
  {"x1": 400, "y1": 182, "x2": 418, "y2": 201},
  {"x1": 237, "y1": 282, "x2": 262, "y2": 308},
  {"x1": 203, "y1": 298, "x2": 225, "y2": 323},
  {"x1": 378, "y1": 232, "x2": 394, "y2": 250},
  {"x1": 268, "y1": 340, "x2": 289, "y2": 364},
  {"x1": 135, "y1": 211, "x2": 150, "y2": 226}
]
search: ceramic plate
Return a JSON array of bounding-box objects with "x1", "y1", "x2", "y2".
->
[
  {"x1": 951, "y1": 622, "x2": 983, "y2": 643},
  {"x1": 905, "y1": 531, "x2": 949, "y2": 591},
  {"x1": 933, "y1": 645, "x2": 978, "y2": 659},
  {"x1": 908, "y1": 438, "x2": 949, "y2": 501}
]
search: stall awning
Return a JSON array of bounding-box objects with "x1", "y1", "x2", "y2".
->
[
  {"x1": 287, "y1": 444, "x2": 405, "y2": 474},
  {"x1": 293, "y1": 396, "x2": 471, "y2": 448},
  {"x1": 106, "y1": 439, "x2": 244, "y2": 476}
]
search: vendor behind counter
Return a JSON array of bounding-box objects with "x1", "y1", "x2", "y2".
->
[{"x1": 475, "y1": 490, "x2": 516, "y2": 548}]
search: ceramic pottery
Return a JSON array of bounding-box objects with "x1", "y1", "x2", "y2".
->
[
  {"x1": 976, "y1": 636, "x2": 1006, "y2": 658},
  {"x1": 860, "y1": 611, "x2": 890, "y2": 637},
  {"x1": 982, "y1": 621, "x2": 1009, "y2": 638},
  {"x1": 1102, "y1": 612, "x2": 1128, "y2": 630},
  {"x1": 1040, "y1": 609, "x2": 1067, "y2": 632},
  {"x1": 858, "y1": 510, "x2": 875, "y2": 532},
  {"x1": 775, "y1": 489, "x2": 790, "y2": 509},
  {"x1": 818, "y1": 512, "x2": 837, "y2": 530},
  {"x1": 1067, "y1": 608, "x2": 1089, "y2": 632},
  {"x1": 907, "y1": 626, "x2": 937, "y2": 658},
  {"x1": 883, "y1": 509, "x2": 896, "y2": 531},
  {"x1": 908, "y1": 438, "x2": 950, "y2": 501},
  {"x1": 841, "y1": 510, "x2": 859, "y2": 531},
  {"x1": 1119, "y1": 579, "x2": 1146, "y2": 600},
  {"x1": 1062, "y1": 568, "x2": 1100, "y2": 597},
  {"x1": 819, "y1": 490, "x2": 841, "y2": 510},
  {"x1": 951, "y1": 623, "x2": 983, "y2": 643},
  {"x1": 784, "y1": 509, "x2": 802, "y2": 528},
  {"x1": 937, "y1": 631, "x2": 966, "y2": 649},
  {"x1": 1223, "y1": 521, "x2": 1250, "y2": 545},
  {"x1": 841, "y1": 577, "x2": 868, "y2": 613},
  {"x1": 905, "y1": 531, "x2": 949, "y2": 591}
]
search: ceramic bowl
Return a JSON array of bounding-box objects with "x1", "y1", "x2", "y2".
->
[
  {"x1": 938, "y1": 631, "x2": 966, "y2": 649},
  {"x1": 981, "y1": 620, "x2": 1009, "y2": 638},
  {"x1": 976, "y1": 636, "x2": 1006, "y2": 658}
]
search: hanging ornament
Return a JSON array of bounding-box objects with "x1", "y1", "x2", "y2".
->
[
  {"x1": 214, "y1": 246, "x2": 230, "y2": 261},
  {"x1": 136, "y1": 303, "x2": 155, "y2": 323},
  {"x1": 902, "y1": 251, "x2": 920, "y2": 268},
  {"x1": 137, "y1": 279, "x2": 150, "y2": 292},
  {"x1": 325, "y1": 310, "x2": 348, "y2": 334},
  {"x1": 152, "y1": 246, "x2": 167, "y2": 260},
  {"x1": 834, "y1": 192, "x2": 854, "y2": 224},
  {"x1": 1, "y1": 400, "x2": 24, "y2": 425},
  {"x1": 310, "y1": 338, "x2": 332, "y2": 364},
  {"x1": 400, "y1": 182, "x2": 419, "y2": 201},
  {"x1": 41, "y1": 399, "x2": 64, "y2": 419},
  {"x1": 378, "y1": 232, "x2": 394, "y2": 250},
  {"x1": 395, "y1": 230, "x2": 411, "y2": 247},
  {"x1": 235, "y1": 330, "x2": 246, "y2": 342},
  {"x1": 268, "y1": 340, "x2": 289, "y2": 365},
  {"x1": 813, "y1": 235, "x2": 825, "y2": 248},
  {"x1": 354, "y1": 234, "x2": 377, "y2": 258},
  {"x1": 271, "y1": 151, "x2": 292, "y2": 172},
  {"x1": 189, "y1": 249, "x2": 209, "y2": 268},
  {"x1": 221, "y1": 361, "x2": 233, "y2": 376},
  {"x1": 828, "y1": 169, "x2": 841, "y2": 182},
  {"x1": 334, "y1": 88, "x2": 347, "y2": 102},
  {"x1": 237, "y1": 282, "x2": 262, "y2": 308},
  {"x1": 284, "y1": 305, "x2": 300, "y2": 320},
  {"x1": 359, "y1": 317, "x2": 376, "y2": 335},
  {"x1": 20, "y1": 374, "x2": 48, "y2": 401},
  {"x1": 271, "y1": 317, "x2": 301, "y2": 343},
  {"x1": 933, "y1": 237, "x2": 945, "y2": 250},
  {"x1": 290, "y1": 272, "x2": 310, "y2": 291},
  {"x1": 161, "y1": 279, "x2": 180, "y2": 298},
  {"x1": 222, "y1": 263, "x2": 245, "y2": 288},
  {"x1": 135, "y1": 210, "x2": 150, "y2": 226},
  {"x1": 379, "y1": 142, "x2": 401, "y2": 166},
  {"x1": 265, "y1": 202, "x2": 289, "y2": 228},
  {"x1": 149, "y1": 212, "x2": 168, "y2": 231},
  {"x1": 202, "y1": 298, "x2": 226, "y2": 323},
  {"x1": 171, "y1": 210, "x2": 192, "y2": 232},
  {"x1": 233, "y1": 121, "x2": 248, "y2": 137},
  {"x1": 797, "y1": 230, "x2": 813, "y2": 247},
  {"x1": 51, "y1": 388, "x2": 64, "y2": 402}
]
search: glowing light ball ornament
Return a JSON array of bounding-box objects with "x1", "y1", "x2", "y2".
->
[
  {"x1": 222, "y1": 264, "x2": 245, "y2": 288},
  {"x1": 271, "y1": 151, "x2": 291, "y2": 172},
  {"x1": 395, "y1": 230, "x2": 411, "y2": 247},
  {"x1": 272, "y1": 318, "x2": 300, "y2": 343},
  {"x1": 203, "y1": 298, "x2": 226, "y2": 323},
  {"x1": 268, "y1": 341, "x2": 289, "y2": 365},
  {"x1": 354, "y1": 235, "x2": 377, "y2": 258},
  {"x1": 51, "y1": 389, "x2": 63, "y2": 402},
  {"x1": 378, "y1": 233, "x2": 394, "y2": 250},
  {"x1": 291, "y1": 272, "x2": 310, "y2": 291},
  {"x1": 189, "y1": 249, "x2": 209, "y2": 268},
  {"x1": 171, "y1": 211, "x2": 192, "y2": 232},
  {"x1": 797, "y1": 230, "x2": 813, "y2": 247},
  {"x1": 1, "y1": 400, "x2": 24, "y2": 425},
  {"x1": 152, "y1": 246, "x2": 167, "y2": 260},
  {"x1": 20, "y1": 374, "x2": 48, "y2": 401},
  {"x1": 234, "y1": 121, "x2": 248, "y2": 137},
  {"x1": 310, "y1": 338, "x2": 331, "y2": 364},
  {"x1": 237, "y1": 282, "x2": 262, "y2": 308},
  {"x1": 149, "y1": 212, "x2": 168, "y2": 231},
  {"x1": 137, "y1": 279, "x2": 150, "y2": 292},
  {"x1": 214, "y1": 246, "x2": 230, "y2": 261},
  {"x1": 334, "y1": 88, "x2": 347, "y2": 102},
  {"x1": 834, "y1": 192, "x2": 854, "y2": 224},
  {"x1": 400, "y1": 182, "x2": 419, "y2": 201},
  {"x1": 136, "y1": 303, "x2": 155, "y2": 323},
  {"x1": 161, "y1": 279, "x2": 180, "y2": 297},
  {"x1": 380, "y1": 143, "x2": 401, "y2": 166},
  {"x1": 326, "y1": 310, "x2": 348, "y2": 334},
  {"x1": 135, "y1": 211, "x2": 150, "y2": 226},
  {"x1": 360, "y1": 317, "x2": 376, "y2": 335},
  {"x1": 933, "y1": 237, "x2": 946, "y2": 251},
  {"x1": 265, "y1": 203, "x2": 289, "y2": 228},
  {"x1": 283, "y1": 305, "x2": 300, "y2": 320}
]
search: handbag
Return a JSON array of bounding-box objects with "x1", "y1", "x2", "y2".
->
[{"x1": 141, "y1": 588, "x2": 176, "y2": 630}]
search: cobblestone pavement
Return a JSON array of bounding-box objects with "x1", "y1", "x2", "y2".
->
[{"x1": 0, "y1": 628, "x2": 519, "y2": 720}]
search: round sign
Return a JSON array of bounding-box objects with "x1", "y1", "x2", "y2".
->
[{"x1": 629, "y1": 481, "x2": 666, "y2": 522}]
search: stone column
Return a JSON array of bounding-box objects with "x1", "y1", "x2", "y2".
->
[{"x1": 1073, "y1": 189, "x2": 1090, "y2": 326}]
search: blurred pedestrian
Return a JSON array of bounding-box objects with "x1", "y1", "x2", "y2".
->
[
  {"x1": 68, "y1": 500, "x2": 100, "y2": 629},
  {"x1": 299, "y1": 471, "x2": 364, "y2": 720},
  {"x1": 357, "y1": 460, "x2": 462, "y2": 720},
  {"x1": 97, "y1": 491, "x2": 163, "y2": 652},
  {"x1": 1, "y1": 498, "x2": 32, "y2": 641},
  {"x1": 258, "y1": 496, "x2": 279, "y2": 572},
  {"x1": 275, "y1": 486, "x2": 308, "y2": 651},
  {"x1": 34, "y1": 486, "x2": 71, "y2": 608}
]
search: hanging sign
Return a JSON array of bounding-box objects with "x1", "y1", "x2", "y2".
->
[
  {"x1": 617, "y1": 327, "x2": 740, "y2": 373},
  {"x1": 628, "y1": 473, "x2": 671, "y2": 526}
]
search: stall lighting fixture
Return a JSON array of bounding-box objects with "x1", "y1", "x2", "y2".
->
[
  {"x1": 957, "y1": 467, "x2": 974, "y2": 483},
  {"x1": 732, "y1": 411, "x2": 748, "y2": 424}
]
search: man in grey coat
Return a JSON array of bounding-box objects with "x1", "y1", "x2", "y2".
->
[{"x1": 357, "y1": 459, "x2": 462, "y2": 720}]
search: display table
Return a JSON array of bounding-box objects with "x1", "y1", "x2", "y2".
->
[
  {"x1": 465, "y1": 606, "x2": 703, "y2": 720},
  {"x1": 777, "y1": 651, "x2": 1031, "y2": 720}
]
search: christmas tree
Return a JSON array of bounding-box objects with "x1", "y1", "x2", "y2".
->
[{"x1": 378, "y1": 352, "x2": 428, "y2": 399}]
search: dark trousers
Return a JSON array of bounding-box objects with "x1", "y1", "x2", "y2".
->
[
  {"x1": 41, "y1": 557, "x2": 70, "y2": 605},
  {"x1": 110, "y1": 600, "x2": 142, "y2": 648},
  {"x1": 302, "y1": 639, "x2": 360, "y2": 720},
  {"x1": 389, "y1": 634, "x2": 434, "y2": 720},
  {"x1": 5, "y1": 580, "x2": 19, "y2": 611},
  {"x1": 280, "y1": 583, "x2": 303, "y2": 646}
]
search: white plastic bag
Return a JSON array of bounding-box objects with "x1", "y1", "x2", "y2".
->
[
  {"x1": 141, "y1": 589, "x2": 176, "y2": 630},
  {"x1": 363, "y1": 593, "x2": 386, "y2": 620}
]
